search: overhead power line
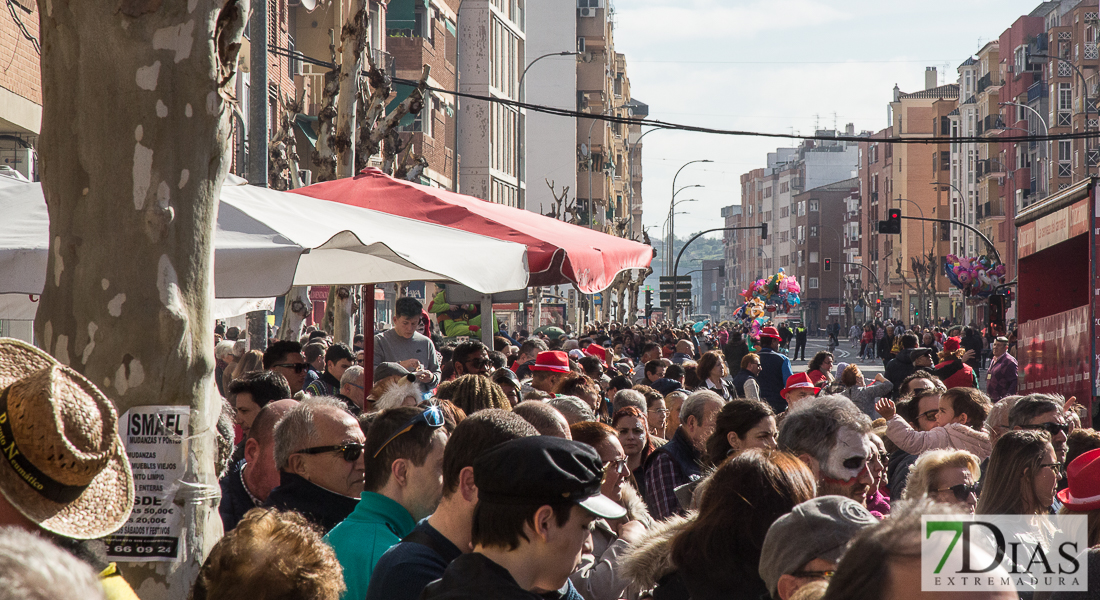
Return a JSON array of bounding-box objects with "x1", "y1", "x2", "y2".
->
[{"x1": 269, "y1": 46, "x2": 1096, "y2": 147}]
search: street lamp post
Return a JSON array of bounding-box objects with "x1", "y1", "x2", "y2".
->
[
  {"x1": 999, "y1": 100, "x2": 1050, "y2": 200},
  {"x1": 669, "y1": 159, "x2": 711, "y2": 271},
  {"x1": 931, "y1": 181, "x2": 970, "y2": 324},
  {"x1": 517, "y1": 51, "x2": 578, "y2": 212},
  {"x1": 628, "y1": 127, "x2": 661, "y2": 238}
]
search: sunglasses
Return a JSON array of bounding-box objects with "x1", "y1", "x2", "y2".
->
[
  {"x1": 935, "y1": 482, "x2": 979, "y2": 502},
  {"x1": 372, "y1": 406, "x2": 445, "y2": 458},
  {"x1": 465, "y1": 358, "x2": 493, "y2": 369},
  {"x1": 274, "y1": 362, "x2": 309, "y2": 374},
  {"x1": 1024, "y1": 422, "x2": 1071, "y2": 437},
  {"x1": 296, "y1": 443, "x2": 364, "y2": 462}
]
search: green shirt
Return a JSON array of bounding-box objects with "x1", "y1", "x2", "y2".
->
[{"x1": 326, "y1": 491, "x2": 417, "y2": 600}]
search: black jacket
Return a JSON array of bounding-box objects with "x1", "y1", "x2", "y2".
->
[
  {"x1": 722, "y1": 339, "x2": 749, "y2": 375},
  {"x1": 264, "y1": 472, "x2": 359, "y2": 533},
  {"x1": 218, "y1": 459, "x2": 259, "y2": 532},
  {"x1": 730, "y1": 369, "x2": 757, "y2": 398},
  {"x1": 421, "y1": 553, "x2": 582, "y2": 600},
  {"x1": 884, "y1": 348, "x2": 918, "y2": 392}
]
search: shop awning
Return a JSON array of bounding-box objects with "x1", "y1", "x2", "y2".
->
[{"x1": 290, "y1": 167, "x2": 654, "y2": 293}]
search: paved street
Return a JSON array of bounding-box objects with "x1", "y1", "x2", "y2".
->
[{"x1": 786, "y1": 337, "x2": 886, "y2": 378}]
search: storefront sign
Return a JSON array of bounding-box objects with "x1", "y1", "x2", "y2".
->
[{"x1": 1018, "y1": 198, "x2": 1089, "y2": 259}]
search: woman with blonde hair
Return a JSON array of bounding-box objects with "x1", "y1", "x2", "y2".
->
[{"x1": 902, "y1": 449, "x2": 981, "y2": 514}]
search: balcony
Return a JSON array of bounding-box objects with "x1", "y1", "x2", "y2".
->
[
  {"x1": 976, "y1": 158, "x2": 1007, "y2": 179},
  {"x1": 1027, "y1": 79, "x2": 1047, "y2": 104},
  {"x1": 977, "y1": 72, "x2": 992, "y2": 94}
]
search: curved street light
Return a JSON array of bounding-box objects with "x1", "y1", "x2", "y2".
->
[
  {"x1": 669, "y1": 160, "x2": 712, "y2": 268},
  {"x1": 516, "y1": 51, "x2": 579, "y2": 211}
]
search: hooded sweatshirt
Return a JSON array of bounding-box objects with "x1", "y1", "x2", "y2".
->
[{"x1": 885, "y1": 415, "x2": 992, "y2": 460}]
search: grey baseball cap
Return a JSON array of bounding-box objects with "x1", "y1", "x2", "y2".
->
[
  {"x1": 373, "y1": 362, "x2": 412, "y2": 385},
  {"x1": 758, "y1": 496, "x2": 878, "y2": 599}
]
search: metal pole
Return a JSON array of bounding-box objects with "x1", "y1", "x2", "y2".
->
[
  {"x1": 671, "y1": 225, "x2": 765, "y2": 324},
  {"x1": 668, "y1": 159, "x2": 711, "y2": 295},
  {"x1": 1031, "y1": 54, "x2": 1092, "y2": 178},
  {"x1": 248, "y1": 0, "x2": 268, "y2": 187},
  {"x1": 628, "y1": 127, "x2": 661, "y2": 236},
  {"x1": 517, "y1": 51, "x2": 577, "y2": 212}
]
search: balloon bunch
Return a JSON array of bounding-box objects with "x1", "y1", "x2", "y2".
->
[
  {"x1": 733, "y1": 297, "x2": 766, "y2": 320},
  {"x1": 943, "y1": 255, "x2": 1006, "y2": 297},
  {"x1": 739, "y1": 269, "x2": 802, "y2": 312}
]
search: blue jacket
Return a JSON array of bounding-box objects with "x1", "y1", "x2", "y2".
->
[
  {"x1": 756, "y1": 347, "x2": 792, "y2": 413},
  {"x1": 326, "y1": 492, "x2": 417, "y2": 600},
  {"x1": 366, "y1": 520, "x2": 461, "y2": 600}
]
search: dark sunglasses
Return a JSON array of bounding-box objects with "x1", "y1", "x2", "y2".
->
[
  {"x1": 935, "y1": 482, "x2": 979, "y2": 502},
  {"x1": 1024, "y1": 422, "x2": 1070, "y2": 437},
  {"x1": 296, "y1": 443, "x2": 364, "y2": 462},
  {"x1": 274, "y1": 362, "x2": 309, "y2": 374},
  {"x1": 465, "y1": 357, "x2": 493, "y2": 369},
  {"x1": 372, "y1": 406, "x2": 445, "y2": 458}
]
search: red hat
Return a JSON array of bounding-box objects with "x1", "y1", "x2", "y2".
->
[
  {"x1": 759, "y1": 326, "x2": 782, "y2": 341},
  {"x1": 1057, "y1": 448, "x2": 1100, "y2": 511},
  {"x1": 529, "y1": 351, "x2": 571, "y2": 374},
  {"x1": 780, "y1": 373, "x2": 821, "y2": 400},
  {"x1": 584, "y1": 343, "x2": 608, "y2": 367},
  {"x1": 944, "y1": 336, "x2": 961, "y2": 353}
]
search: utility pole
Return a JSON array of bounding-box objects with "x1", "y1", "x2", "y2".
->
[{"x1": 248, "y1": 0, "x2": 269, "y2": 187}]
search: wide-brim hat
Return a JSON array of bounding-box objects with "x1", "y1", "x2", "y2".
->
[
  {"x1": 1058, "y1": 448, "x2": 1100, "y2": 511},
  {"x1": 780, "y1": 372, "x2": 821, "y2": 400},
  {"x1": 759, "y1": 326, "x2": 782, "y2": 340},
  {"x1": 529, "y1": 351, "x2": 571, "y2": 374},
  {"x1": 584, "y1": 344, "x2": 608, "y2": 367},
  {"x1": 0, "y1": 338, "x2": 133, "y2": 539}
]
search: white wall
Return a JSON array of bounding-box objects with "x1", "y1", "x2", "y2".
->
[{"x1": 524, "y1": 5, "x2": 576, "y2": 217}]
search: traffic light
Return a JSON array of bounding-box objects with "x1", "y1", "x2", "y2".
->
[
  {"x1": 823, "y1": 258, "x2": 831, "y2": 271},
  {"x1": 877, "y1": 209, "x2": 902, "y2": 234},
  {"x1": 645, "y1": 288, "x2": 653, "y2": 318},
  {"x1": 989, "y1": 294, "x2": 1006, "y2": 328},
  {"x1": 760, "y1": 223, "x2": 768, "y2": 240}
]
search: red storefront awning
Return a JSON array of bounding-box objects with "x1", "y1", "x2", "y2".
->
[{"x1": 291, "y1": 168, "x2": 653, "y2": 293}]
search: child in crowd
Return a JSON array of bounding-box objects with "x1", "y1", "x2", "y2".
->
[{"x1": 875, "y1": 387, "x2": 993, "y2": 460}]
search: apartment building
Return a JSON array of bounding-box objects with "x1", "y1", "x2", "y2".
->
[
  {"x1": 1042, "y1": 1, "x2": 1099, "y2": 193},
  {"x1": 793, "y1": 179, "x2": 858, "y2": 330},
  {"x1": 386, "y1": 0, "x2": 461, "y2": 190},
  {"x1": 525, "y1": 3, "x2": 578, "y2": 217},
  {"x1": 721, "y1": 204, "x2": 743, "y2": 321},
  {"x1": 0, "y1": 1, "x2": 38, "y2": 183},
  {"x1": 457, "y1": 0, "x2": 525, "y2": 206},
  {"x1": 879, "y1": 70, "x2": 958, "y2": 324},
  {"x1": 728, "y1": 132, "x2": 858, "y2": 313}
]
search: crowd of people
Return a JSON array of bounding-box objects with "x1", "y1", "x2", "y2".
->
[{"x1": 0, "y1": 297, "x2": 1095, "y2": 599}]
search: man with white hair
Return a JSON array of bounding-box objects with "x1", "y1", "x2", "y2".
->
[
  {"x1": 337, "y1": 365, "x2": 366, "y2": 414},
  {"x1": 643, "y1": 390, "x2": 724, "y2": 519},
  {"x1": 0, "y1": 527, "x2": 107, "y2": 600}
]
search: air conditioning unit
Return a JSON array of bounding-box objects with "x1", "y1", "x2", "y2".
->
[
  {"x1": 578, "y1": 7, "x2": 595, "y2": 17},
  {"x1": 577, "y1": 37, "x2": 586, "y2": 53}
]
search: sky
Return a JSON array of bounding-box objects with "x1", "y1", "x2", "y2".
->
[{"x1": 613, "y1": 0, "x2": 1045, "y2": 241}]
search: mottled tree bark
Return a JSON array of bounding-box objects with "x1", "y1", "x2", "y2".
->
[
  {"x1": 278, "y1": 286, "x2": 313, "y2": 341},
  {"x1": 33, "y1": 0, "x2": 246, "y2": 596},
  {"x1": 334, "y1": 0, "x2": 367, "y2": 178},
  {"x1": 312, "y1": 45, "x2": 340, "y2": 182}
]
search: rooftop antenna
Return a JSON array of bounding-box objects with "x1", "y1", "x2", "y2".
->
[
  {"x1": 832, "y1": 112, "x2": 838, "y2": 130},
  {"x1": 814, "y1": 113, "x2": 820, "y2": 131},
  {"x1": 941, "y1": 61, "x2": 950, "y2": 85}
]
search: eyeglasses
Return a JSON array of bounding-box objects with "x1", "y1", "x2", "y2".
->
[
  {"x1": 877, "y1": 451, "x2": 889, "y2": 465},
  {"x1": 919, "y1": 409, "x2": 941, "y2": 422},
  {"x1": 348, "y1": 383, "x2": 364, "y2": 391},
  {"x1": 1041, "y1": 462, "x2": 1065, "y2": 478},
  {"x1": 604, "y1": 457, "x2": 629, "y2": 474},
  {"x1": 371, "y1": 406, "x2": 445, "y2": 458},
  {"x1": 465, "y1": 358, "x2": 493, "y2": 369},
  {"x1": 295, "y1": 443, "x2": 364, "y2": 462},
  {"x1": 274, "y1": 362, "x2": 309, "y2": 374},
  {"x1": 1024, "y1": 422, "x2": 1071, "y2": 437},
  {"x1": 934, "y1": 482, "x2": 979, "y2": 502},
  {"x1": 648, "y1": 408, "x2": 670, "y2": 415},
  {"x1": 790, "y1": 570, "x2": 835, "y2": 580}
]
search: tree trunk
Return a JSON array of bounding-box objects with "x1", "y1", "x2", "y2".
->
[
  {"x1": 334, "y1": 0, "x2": 367, "y2": 178},
  {"x1": 34, "y1": 1, "x2": 246, "y2": 596},
  {"x1": 278, "y1": 286, "x2": 313, "y2": 341},
  {"x1": 331, "y1": 285, "x2": 355, "y2": 346},
  {"x1": 312, "y1": 54, "x2": 340, "y2": 182}
]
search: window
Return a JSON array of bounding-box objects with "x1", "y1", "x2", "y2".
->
[
  {"x1": 711, "y1": 282, "x2": 717, "y2": 292},
  {"x1": 808, "y1": 199, "x2": 819, "y2": 212},
  {"x1": 809, "y1": 277, "x2": 819, "y2": 289},
  {"x1": 809, "y1": 226, "x2": 818, "y2": 237},
  {"x1": 810, "y1": 251, "x2": 819, "y2": 263}
]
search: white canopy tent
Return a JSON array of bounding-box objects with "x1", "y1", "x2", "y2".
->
[{"x1": 0, "y1": 176, "x2": 530, "y2": 321}]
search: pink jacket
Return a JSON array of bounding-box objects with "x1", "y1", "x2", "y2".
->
[{"x1": 885, "y1": 415, "x2": 992, "y2": 460}]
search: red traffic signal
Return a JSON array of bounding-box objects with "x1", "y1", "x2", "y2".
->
[
  {"x1": 878, "y1": 208, "x2": 902, "y2": 234},
  {"x1": 823, "y1": 258, "x2": 831, "y2": 271}
]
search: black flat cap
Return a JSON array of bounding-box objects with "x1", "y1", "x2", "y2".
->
[{"x1": 474, "y1": 436, "x2": 626, "y2": 520}]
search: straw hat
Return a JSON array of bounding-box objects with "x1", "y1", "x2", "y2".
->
[{"x1": 0, "y1": 338, "x2": 134, "y2": 539}]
